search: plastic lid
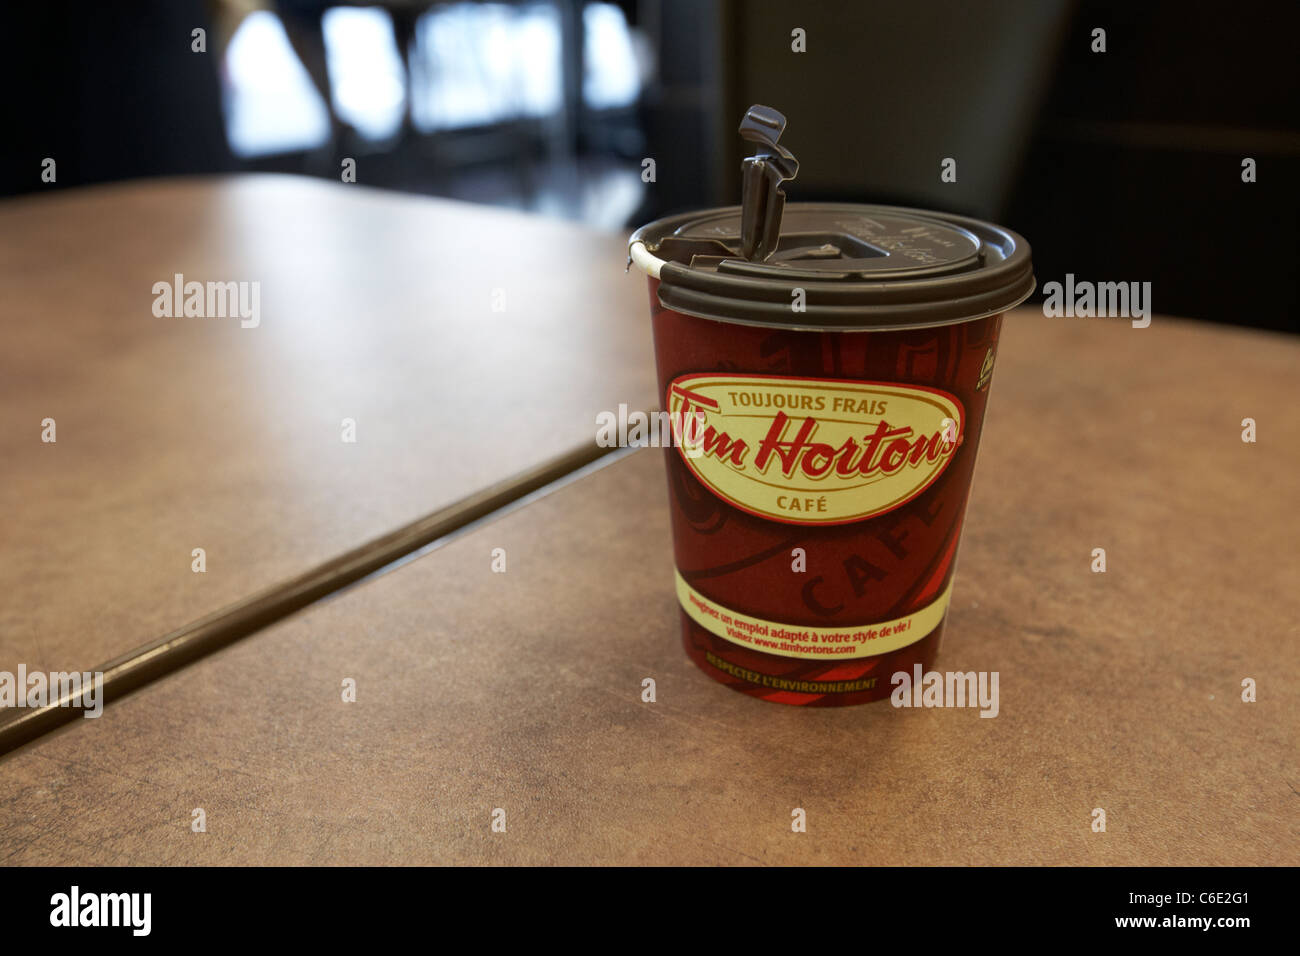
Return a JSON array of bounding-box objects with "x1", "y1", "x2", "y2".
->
[
  {"x1": 627, "y1": 105, "x2": 1033, "y2": 331},
  {"x1": 630, "y1": 202, "x2": 1035, "y2": 331}
]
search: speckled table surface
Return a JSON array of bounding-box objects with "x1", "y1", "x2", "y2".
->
[
  {"x1": 0, "y1": 175, "x2": 656, "y2": 677},
  {"x1": 3, "y1": 298, "x2": 1295, "y2": 864}
]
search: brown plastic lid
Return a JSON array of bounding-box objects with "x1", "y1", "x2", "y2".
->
[
  {"x1": 630, "y1": 202, "x2": 1035, "y2": 331},
  {"x1": 628, "y1": 104, "x2": 1033, "y2": 331}
]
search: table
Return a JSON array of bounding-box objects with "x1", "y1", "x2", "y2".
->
[
  {"x1": 0, "y1": 175, "x2": 656, "y2": 688},
  {"x1": 3, "y1": 269, "x2": 1295, "y2": 863}
]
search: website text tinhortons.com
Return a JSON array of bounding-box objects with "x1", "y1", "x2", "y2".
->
[{"x1": 0, "y1": 666, "x2": 104, "y2": 717}]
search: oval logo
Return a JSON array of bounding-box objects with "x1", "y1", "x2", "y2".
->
[{"x1": 667, "y1": 374, "x2": 964, "y2": 526}]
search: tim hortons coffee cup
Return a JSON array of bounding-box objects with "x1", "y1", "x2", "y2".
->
[{"x1": 628, "y1": 105, "x2": 1034, "y2": 705}]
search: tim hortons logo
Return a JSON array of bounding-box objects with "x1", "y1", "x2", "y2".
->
[{"x1": 667, "y1": 374, "x2": 964, "y2": 525}]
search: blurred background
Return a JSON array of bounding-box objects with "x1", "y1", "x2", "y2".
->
[{"x1": 1, "y1": 0, "x2": 1296, "y2": 330}]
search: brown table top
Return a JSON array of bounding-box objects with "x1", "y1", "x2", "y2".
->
[
  {"x1": 3, "y1": 307, "x2": 1295, "y2": 865},
  {"x1": 0, "y1": 175, "x2": 656, "y2": 677}
]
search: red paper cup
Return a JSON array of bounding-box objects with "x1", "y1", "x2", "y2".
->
[{"x1": 629, "y1": 204, "x2": 1033, "y2": 705}]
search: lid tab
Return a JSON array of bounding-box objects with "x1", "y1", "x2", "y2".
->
[{"x1": 738, "y1": 105, "x2": 799, "y2": 262}]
